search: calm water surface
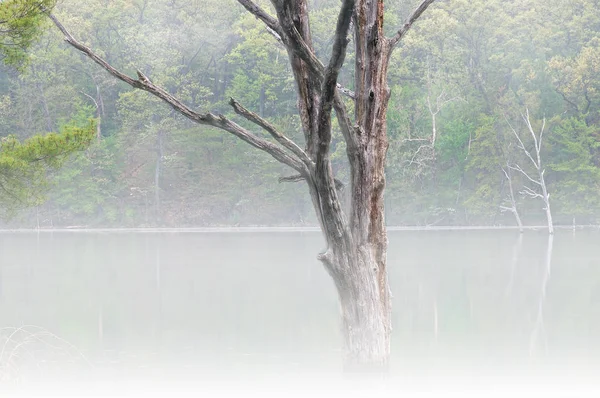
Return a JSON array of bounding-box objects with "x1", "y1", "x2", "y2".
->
[{"x1": 0, "y1": 229, "x2": 599, "y2": 393}]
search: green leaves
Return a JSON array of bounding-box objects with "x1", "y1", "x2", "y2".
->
[
  {"x1": 0, "y1": 0, "x2": 56, "y2": 68},
  {"x1": 546, "y1": 116, "x2": 600, "y2": 221},
  {"x1": 1, "y1": 0, "x2": 599, "y2": 226},
  {"x1": 0, "y1": 120, "x2": 95, "y2": 218},
  {"x1": 549, "y1": 39, "x2": 600, "y2": 121},
  {"x1": 226, "y1": 13, "x2": 294, "y2": 117}
]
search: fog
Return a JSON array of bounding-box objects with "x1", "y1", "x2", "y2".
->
[
  {"x1": 0, "y1": 229, "x2": 599, "y2": 396},
  {"x1": 2, "y1": 0, "x2": 600, "y2": 396}
]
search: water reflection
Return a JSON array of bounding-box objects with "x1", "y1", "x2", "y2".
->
[
  {"x1": 98, "y1": 304, "x2": 103, "y2": 346},
  {"x1": 0, "y1": 229, "x2": 598, "y2": 383},
  {"x1": 153, "y1": 236, "x2": 163, "y2": 346},
  {"x1": 505, "y1": 233, "x2": 523, "y2": 296},
  {"x1": 529, "y1": 234, "x2": 554, "y2": 358}
]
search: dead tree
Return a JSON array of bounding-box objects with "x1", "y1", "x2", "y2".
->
[
  {"x1": 404, "y1": 69, "x2": 461, "y2": 170},
  {"x1": 45, "y1": 0, "x2": 437, "y2": 369},
  {"x1": 500, "y1": 157, "x2": 524, "y2": 233},
  {"x1": 424, "y1": 65, "x2": 462, "y2": 155},
  {"x1": 506, "y1": 108, "x2": 554, "y2": 234}
]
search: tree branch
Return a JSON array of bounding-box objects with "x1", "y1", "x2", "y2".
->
[
  {"x1": 278, "y1": 174, "x2": 304, "y2": 183},
  {"x1": 334, "y1": 92, "x2": 359, "y2": 154},
  {"x1": 522, "y1": 108, "x2": 545, "y2": 156},
  {"x1": 266, "y1": 26, "x2": 354, "y2": 101},
  {"x1": 312, "y1": 0, "x2": 355, "y2": 244},
  {"x1": 504, "y1": 114, "x2": 539, "y2": 169},
  {"x1": 501, "y1": 166, "x2": 510, "y2": 181},
  {"x1": 500, "y1": 205, "x2": 513, "y2": 212},
  {"x1": 317, "y1": 0, "x2": 354, "y2": 144},
  {"x1": 522, "y1": 108, "x2": 539, "y2": 154},
  {"x1": 538, "y1": 117, "x2": 546, "y2": 152},
  {"x1": 270, "y1": 2, "x2": 325, "y2": 81},
  {"x1": 80, "y1": 91, "x2": 99, "y2": 110},
  {"x1": 265, "y1": 26, "x2": 284, "y2": 45},
  {"x1": 520, "y1": 185, "x2": 543, "y2": 199},
  {"x1": 336, "y1": 83, "x2": 355, "y2": 100},
  {"x1": 389, "y1": 0, "x2": 436, "y2": 49},
  {"x1": 508, "y1": 163, "x2": 541, "y2": 186},
  {"x1": 47, "y1": 13, "x2": 305, "y2": 174},
  {"x1": 236, "y1": 0, "x2": 285, "y2": 38},
  {"x1": 228, "y1": 97, "x2": 313, "y2": 167},
  {"x1": 279, "y1": 173, "x2": 344, "y2": 191},
  {"x1": 556, "y1": 88, "x2": 580, "y2": 113}
]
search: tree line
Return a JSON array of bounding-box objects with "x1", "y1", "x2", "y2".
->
[{"x1": 1, "y1": 0, "x2": 599, "y2": 228}]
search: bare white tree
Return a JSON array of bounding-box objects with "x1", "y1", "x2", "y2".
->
[
  {"x1": 506, "y1": 108, "x2": 554, "y2": 234},
  {"x1": 500, "y1": 155, "x2": 524, "y2": 233},
  {"x1": 425, "y1": 69, "x2": 462, "y2": 153},
  {"x1": 406, "y1": 67, "x2": 462, "y2": 168}
]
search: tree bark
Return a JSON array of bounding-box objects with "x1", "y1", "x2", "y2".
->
[{"x1": 327, "y1": 248, "x2": 391, "y2": 371}]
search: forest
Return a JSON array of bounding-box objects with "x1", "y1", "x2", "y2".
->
[{"x1": 1, "y1": 0, "x2": 599, "y2": 228}]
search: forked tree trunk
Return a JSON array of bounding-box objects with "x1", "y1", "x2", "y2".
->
[
  {"x1": 507, "y1": 108, "x2": 554, "y2": 234},
  {"x1": 336, "y1": 4, "x2": 396, "y2": 366},
  {"x1": 280, "y1": 0, "x2": 397, "y2": 368},
  {"x1": 501, "y1": 163, "x2": 524, "y2": 233},
  {"x1": 48, "y1": 0, "x2": 435, "y2": 370}
]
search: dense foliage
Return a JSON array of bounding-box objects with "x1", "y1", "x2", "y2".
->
[
  {"x1": 0, "y1": 0, "x2": 56, "y2": 68},
  {"x1": 0, "y1": 120, "x2": 95, "y2": 219},
  {"x1": 0, "y1": 0, "x2": 598, "y2": 227}
]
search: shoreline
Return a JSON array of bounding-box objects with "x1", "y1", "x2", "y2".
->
[{"x1": 0, "y1": 224, "x2": 598, "y2": 233}]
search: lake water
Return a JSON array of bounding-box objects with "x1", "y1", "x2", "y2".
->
[{"x1": 0, "y1": 229, "x2": 599, "y2": 396}]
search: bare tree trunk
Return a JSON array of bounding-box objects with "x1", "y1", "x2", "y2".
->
[
  {"x1": 47, "y1": 0, "x2": 437, "y2": 370},
  {"x1": 338, "y1": 0, "x2": 395, "y2": 366},
  {"x1": 501, "y1": 163, "x2": 524, "y2": 232},
  {"x1": 325, "y1": 246, "x2": 390, "y2": 370},
  {"x1": 424, "y1": 65, "x2": 462, "y2": 153},
  {"x1": 270, "y1": 0, "x2": 396, "y2": 366},
  {"x1": 506, "y1": 109, "x2": 553, "y2": 234},
  {"x1": 94, "y1": 82, "x2": 104, "y2": 139},
  {"x1": 81, "y1": 87, "x2": 102, "y2": 140},
  {"x1": 539, "y1": 174, "x2": 553, "y2": 234}
]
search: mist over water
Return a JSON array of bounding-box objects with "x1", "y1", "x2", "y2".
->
[
  {"x1": 0, "y1": 229, "x2": 599, "y2": 396},
  {"x1": 1, "y1": 0, "x2": 599, "y2": 396}
]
